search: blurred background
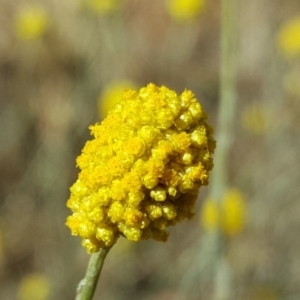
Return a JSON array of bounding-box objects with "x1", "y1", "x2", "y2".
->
[{"x1": 1, "y1": 0, "x2": 300, "y2": 299}]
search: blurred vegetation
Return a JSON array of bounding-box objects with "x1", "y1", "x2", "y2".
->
[{"x1": 1, "y1": 0, "x2": 300, "y2": 299}]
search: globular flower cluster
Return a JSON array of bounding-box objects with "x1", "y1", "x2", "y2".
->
[{"x1": 66, "y1": 83, "x2": 215, "y2": 253}]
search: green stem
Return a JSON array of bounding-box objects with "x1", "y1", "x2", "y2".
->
[
  {"x1": 209, "y1": 1, "x2": 238, "y2": 299},
  {"x1": 210, "y1": 0, "x2": 238, "y2": 201},
  {"x1": 75, "y1": 246, "x2": 112, "y2": 300}
]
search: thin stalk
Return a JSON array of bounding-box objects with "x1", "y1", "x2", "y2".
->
[
  {"x1": 210, "y1": 0, "x2": 238, "y2": 200},
  {"x1": 210, "y1": 0, "x2": 238, "y2": 299},
  {"x1": 75, "y1": 246, "x2": 112, "y2": 300}
]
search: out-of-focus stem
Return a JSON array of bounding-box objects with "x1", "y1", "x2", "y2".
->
[
  {"x1": 210, "y1": 0, "x2": 238, "y2": 300},
  {"x1": 75, "y1": 246, "x2": 112, "y2": 300},
  {"x1": 210, "y1": 0, "x2": 238, "y2": 201}
]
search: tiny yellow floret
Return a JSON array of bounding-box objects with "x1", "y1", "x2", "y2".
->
[{"x1": 66, "y1": 83, "x2": 215, "y2": 253}]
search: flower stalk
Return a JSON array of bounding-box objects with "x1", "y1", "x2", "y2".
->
[
  {"x1": 209, "y1": 0, "x2": 238, "y2": 299},
  {"x1": 75, "y1": 246, "x2": 112, "y2": 300},
  {"x1": 210, "y1": 0, "x2": 238, "y2": 200}
]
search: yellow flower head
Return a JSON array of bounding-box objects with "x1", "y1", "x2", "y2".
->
[
  {"x1": 98, "y1": 81, "x2": 137, "y2": 119},
  {"x1": 201, "y1": 188, "x2": 246, "y2": 237},
  {"x1": 277, "y1": 16, "x2": 300, "y2": 58},
  {"x1": 165, "y1": 0, "x2": 205, "y2": 21},
  {"x1": 66, "y1": 83, "x2": 215, "y2": 253},
  {"x1": 242, "y1": 103, "x2": 269, "y2": 135},
  {"x1": 17, "y1": 273, "x2": 50, "y2": 300},
  {"x1": 86, "y1": 0, "x2": 119, "y2": 14},
  {"x1": 15, "y1": 6, "x2": 48, "y2": 41}
]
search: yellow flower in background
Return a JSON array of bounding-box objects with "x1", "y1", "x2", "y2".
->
[
  {"x1": 66, "y1": 83, "x2": 215, "y2": 253},
  {"x1": 165, "y1": 0, "x2": 205, "y2": 21},
  {"x1": 86, "y1": 0, "x2": 119, "y2": 14},
  {"x1": 201, "y1": 199, "x2": 220, "y2": 231},
  {"x1": 277, "y1": 16, "x2": 300, "y2": 57},
  {"x1": 98, "y1": 81, "x2": 137, "y2": 119},
  {"x1": 222, "y1": 189, "x2": 246, "y2": 237},
  {"x1": 15, "y1": 6, "x2": 48, "y2": 41},
  {"x1": 242, "y1": 103, "x2": 269, "y2": 135},
  {"x1": 17, "y1": 273, "x2": 50, "y2": 300},
  {"x1": 201, "y1": 188, "x2": 246, "y2": 237}
]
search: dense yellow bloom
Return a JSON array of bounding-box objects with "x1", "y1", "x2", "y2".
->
[
  {"x1": 277, "y1": 16, "x2": 300, "y2": 57},
  {"x1": 242, "y1": 103, "x2": 269, "y2": 135},
  {"x1": 86, "y1": 0, "x2": 119, "y2": 14},
  {"x1": 98, "y1": 81, "x2": 137, "y2": 119},
  {"x1": 66, "y1": 83, "x2": 215, "y2": 253},
  {"x1": 15, "y1": 7, "x2": 48, "y2": 41},
  {"x1": 201, "y1": 189, "x2": 246, "y2": 237},
  {"x1": 17, "y1": 273, "x2": 50, "y2": 300},
  {"x1": 165, "y1": 0, "x2": 205, "y2": 21}
]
